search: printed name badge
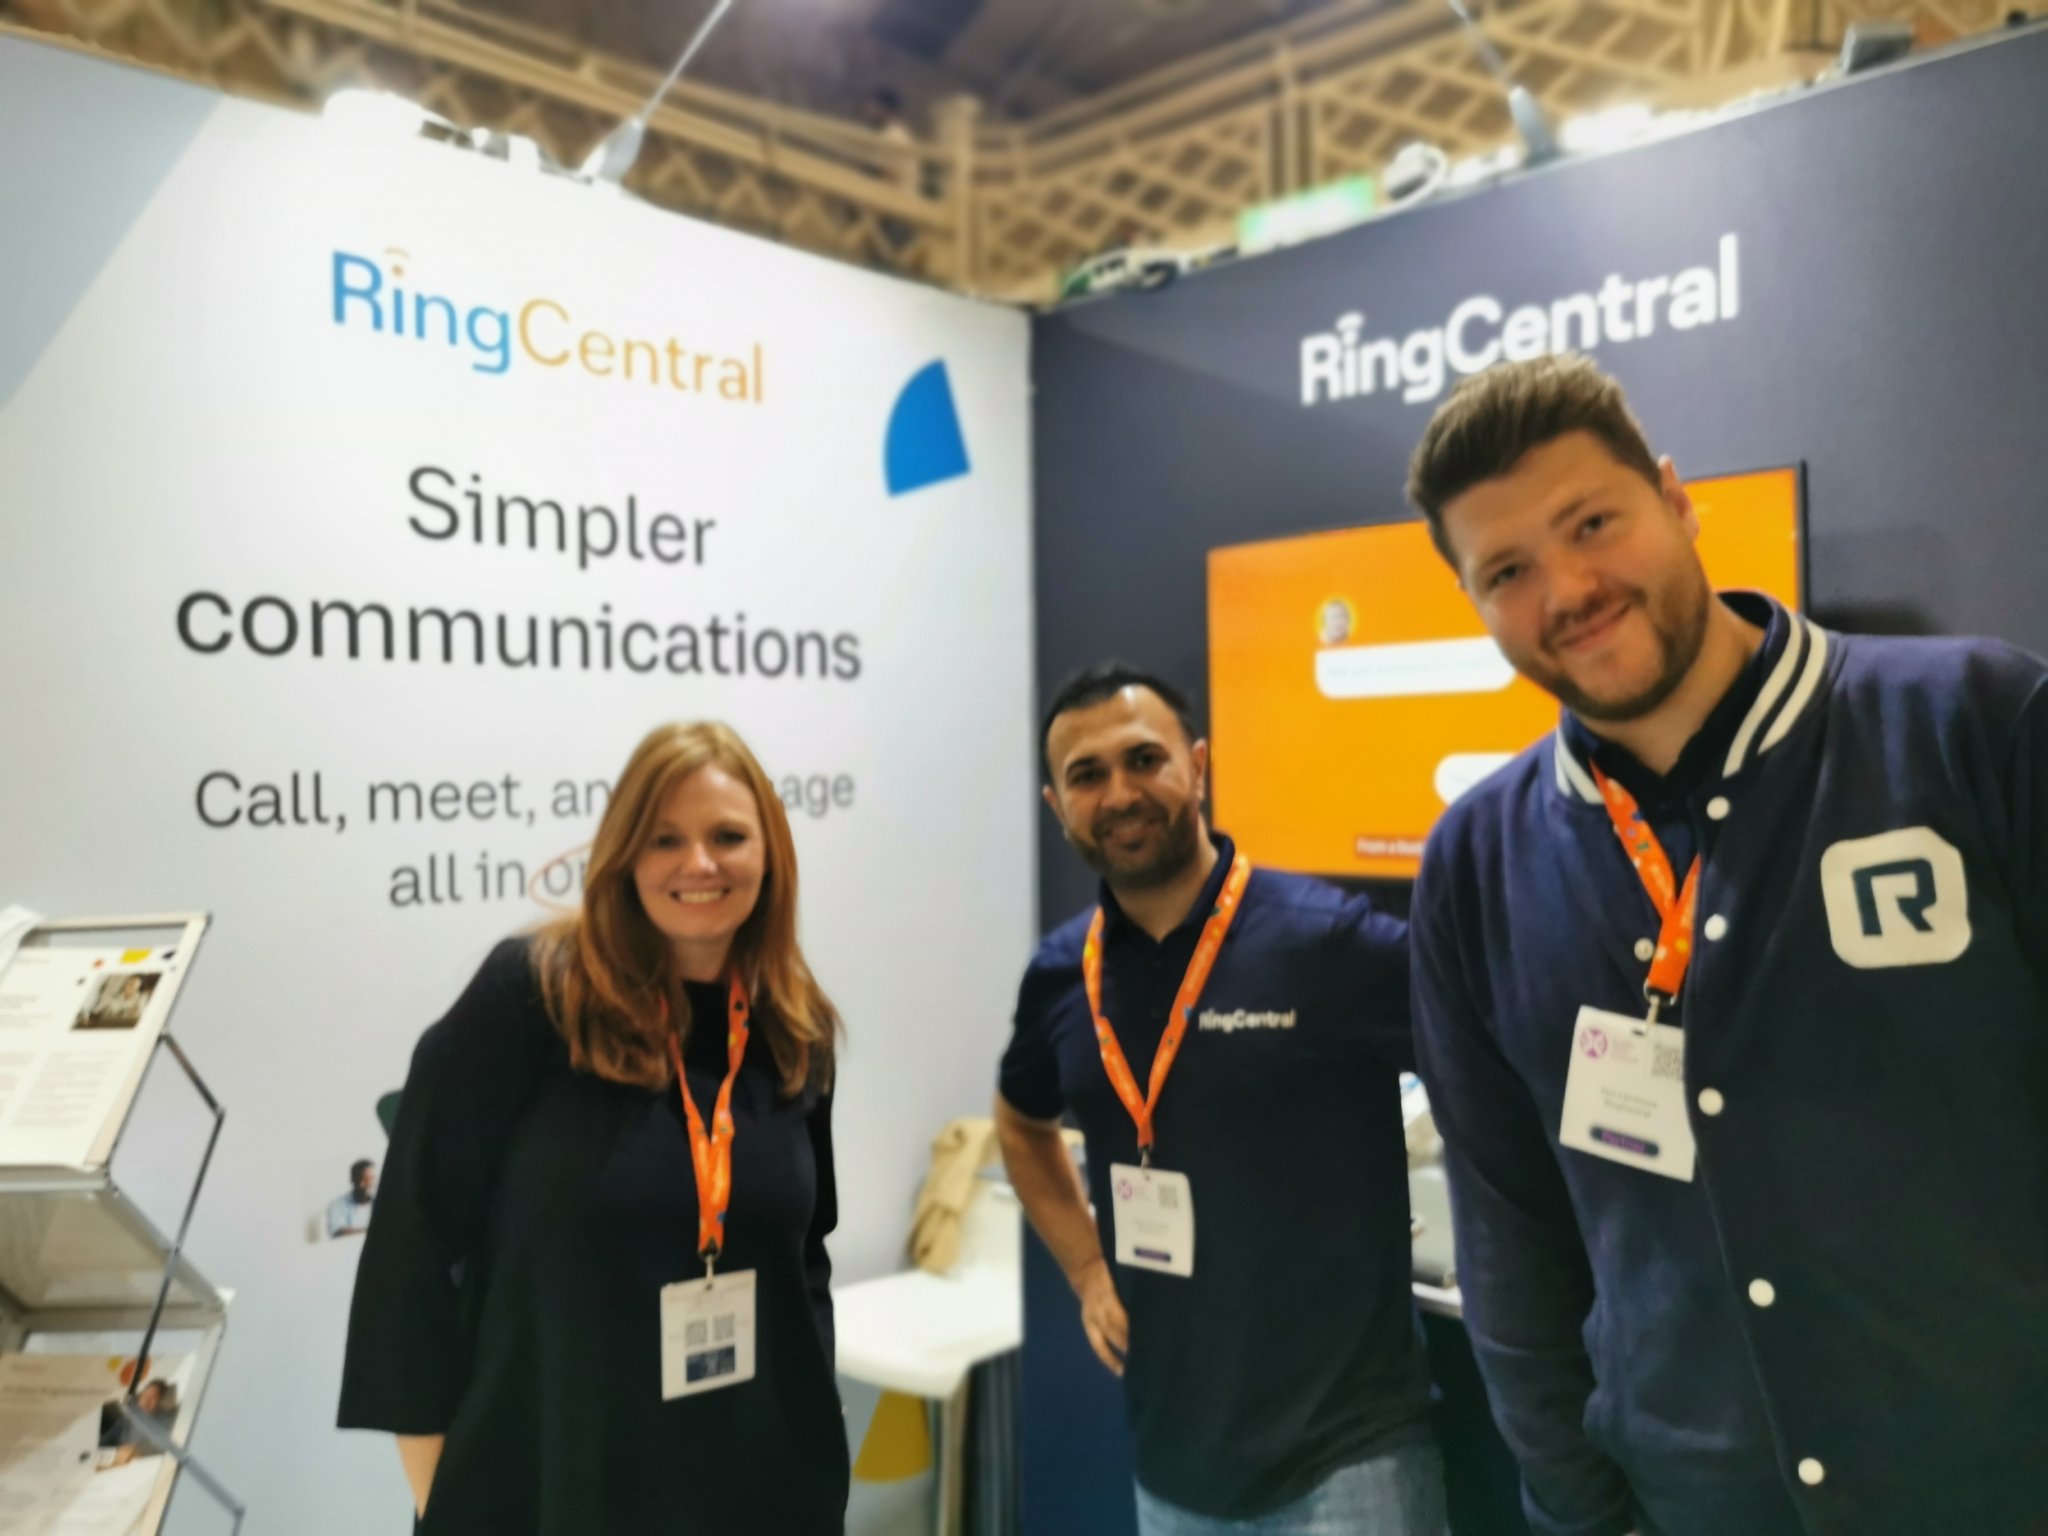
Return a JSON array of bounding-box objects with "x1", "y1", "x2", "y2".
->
[
  {"x1": 659, "y1": 1270, "x2": 757, "y2": 1400},
  {"x1": 1109, "y1": 1163, "x2": 1194, "y2": 1277},
  {"x1": 1559, "y1": 1007, "x2": 1696, "y2": 1182}
]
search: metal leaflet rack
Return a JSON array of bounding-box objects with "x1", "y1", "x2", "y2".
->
[{"x1": 0, "y1": 914, "x2": 243, "y2": 1535}]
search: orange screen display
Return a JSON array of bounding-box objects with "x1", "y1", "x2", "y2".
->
[{"x1": 1207, "y1": 467, "x2": 1803, "y2": 880}]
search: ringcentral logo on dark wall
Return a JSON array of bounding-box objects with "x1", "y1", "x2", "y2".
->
[
  {"x1": 1298, "y1": 233, "x2": 1740, "y2": 407},
  {"x1": 1031, "y1": 30, "x2": 2048, "y2": 943}
]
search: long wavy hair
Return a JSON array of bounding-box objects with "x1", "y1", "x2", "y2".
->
[{"x1": 532, "y1": 721, "x2": 839, "y2": 1095}]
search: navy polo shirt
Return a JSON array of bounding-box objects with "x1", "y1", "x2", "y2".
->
[
  {"x1": 1000, "y1": 834, "x2": 1430, "y2": 1519},
  {"x1": 1413, "y1": 593, "x2": 2048, "y2": 1536}
]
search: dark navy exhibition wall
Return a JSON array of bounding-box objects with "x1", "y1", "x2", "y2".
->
[{"x1": 1029, "y1": 27, "x2": 2048, "y2": 930}]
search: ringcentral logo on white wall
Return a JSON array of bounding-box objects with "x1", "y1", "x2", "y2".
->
[
  {"x1": 1300, "y1": 232, "x2": 1741, "y2": 408},
  {"x1": 330, "y1": 246, "x2": 768, "y2": 401}
]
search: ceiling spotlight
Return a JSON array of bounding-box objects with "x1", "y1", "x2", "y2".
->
[
  {"x1": 1507, "y1": 86, "x2": 1561, "y2": 165},
  {"x1": 1836, "y1": 20, "x2": 1916, "y2": 75},
  {"x1": 1441, "y1": 0, "x2": 1559, "y2": 166},
  {"x1": 462, "y1": 127, "x2": 544, "y2": 172},
  {"x1": 581, "y1": 0, "x2": 737, "y2": 187},
  {"x1": 323, "y1": 89, "x2": 438, "y2": 140},
  {"x1": 1559, "y1": 103, "x2": 1655, "y2": 155},
  {"x1": 1384, "y1": 142, "x2": 1451, "y2": 205}
]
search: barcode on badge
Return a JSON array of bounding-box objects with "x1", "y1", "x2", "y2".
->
[
  {"x1": 1154, "y1": 1183, "x2": 1178, "y2": 1211},
  {"x1": 1651, "y1": 1042, "x2": 1684, "y2": 1081}
]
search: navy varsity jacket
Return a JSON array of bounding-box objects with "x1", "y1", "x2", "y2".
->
[{"x1": 1412, "y1": 593, "x2": 2048, "y2": 1536}]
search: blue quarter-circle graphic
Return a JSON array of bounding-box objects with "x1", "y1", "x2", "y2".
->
[{"x1": 885, "y1": 360, "x2": 971, "y2": 496}]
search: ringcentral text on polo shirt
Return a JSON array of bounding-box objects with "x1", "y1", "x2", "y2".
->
[
  {"x1": 1299, "y1": 233, "x2": 1740, "y2": 407},
  {"x1": 1197, "y1": 1008, "x2": 1298, "y2": 1032}
]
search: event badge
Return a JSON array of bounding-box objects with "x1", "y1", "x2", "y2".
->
[
  {"x1": 659, "y1": 1269, "x2": 757, "y2": 1399},
  {"x1": 1558, "y1": 1007, "x2": 1696, "y2": 1182},
  {"x1": 1109, "y1": 1163, "x2": 1194, "y2": 1277}
]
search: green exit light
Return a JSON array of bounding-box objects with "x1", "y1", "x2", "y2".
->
[{"x1": 1238, "y1": 176, "x2": 1378, "y2": 254}]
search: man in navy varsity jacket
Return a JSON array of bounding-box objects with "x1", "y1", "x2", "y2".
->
[
  {"x1": 996, "y1": 664, "x2": 1443, "y2": 1536},
  {"x1": 1404, "y1": 354, "x2": 2048, "y2": 1536}
]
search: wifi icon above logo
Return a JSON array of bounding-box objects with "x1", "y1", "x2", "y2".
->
[{"x1": 884, "y1": 360, "x2": 970, "y2": 496}]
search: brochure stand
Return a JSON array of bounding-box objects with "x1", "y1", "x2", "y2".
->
[{"x1": 0, "y1": 914, "x2": 242, "y2": 1535}]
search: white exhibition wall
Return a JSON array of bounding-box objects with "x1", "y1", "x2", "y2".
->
[{"x1": 0, "y1": 36, "x2": 1036, "y2": 1535}]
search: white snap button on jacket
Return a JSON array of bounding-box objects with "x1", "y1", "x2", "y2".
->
[
  {"x1": 1704, "y1": 914, "x2": 1729, "y2": 941},
  {"x1": 1634, "y1": 938, "x2": 1655, "y2": 962},
  {"x1": 1707, "y1": 796, "x2": 1731, "y2": 820},
  {"x1": 1698, "y1": 1088, "x2": 1726, "y2": 1117},
  {"x1": 1798, "y1": 1458, "x2": 1826, "y2": 1486},
  {"x1": 1749, "y1": 1279, "x2": 1776, "y2": 1308}
]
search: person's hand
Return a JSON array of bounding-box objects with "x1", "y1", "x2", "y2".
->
[{"x1": 1073, "y1": 1258, "x2": 1129, "y2": 1377}]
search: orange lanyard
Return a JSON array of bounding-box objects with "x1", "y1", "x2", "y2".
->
[
  {"x1": 1081, "y1": 852, "x2": 1252, "y2": 1164},
  {"x1": 662, "y1": 974, "x2": 751, "y2": 1272},
  {"x1": 1590, "y1": 764, "x2": 1700, "y2": 1018}
]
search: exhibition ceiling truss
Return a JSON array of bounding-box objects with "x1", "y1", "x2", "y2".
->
[{"x1": 2, "y1": 0, "x2": 2009, "y2": 300}]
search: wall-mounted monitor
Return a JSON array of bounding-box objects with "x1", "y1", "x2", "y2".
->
[{"x1": 1206, "y1": 467, "x2": 1804, "y2": 880}]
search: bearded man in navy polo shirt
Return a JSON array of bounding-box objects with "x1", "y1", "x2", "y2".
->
[
  {"x1": 1406, "y1": 353, "x2": 2048, "y2": 1536},
  {"x1": 996, "y1": 663, "x2": 1443, "y2": 1536}
]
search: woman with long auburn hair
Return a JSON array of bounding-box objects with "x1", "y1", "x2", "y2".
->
[{"x1": 340, "y1": 721, "x2": 849, "y2": 1535}]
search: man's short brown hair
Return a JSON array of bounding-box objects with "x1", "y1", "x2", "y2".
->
[{"x1": 1406, "y1": 353, "x2": 1662, "y2": 566}]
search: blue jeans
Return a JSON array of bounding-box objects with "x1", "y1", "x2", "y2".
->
[{"x1": 1135, "y1": 1439, "x2": 1447, "y2": 1536}]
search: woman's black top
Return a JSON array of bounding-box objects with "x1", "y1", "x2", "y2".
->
[{"x1": 339, "y1": 939, "x2": 848, "y2": 1534}]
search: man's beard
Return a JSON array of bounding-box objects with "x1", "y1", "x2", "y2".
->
[
  {"x1": 1513, "y1": 564, "x2": 1712, "y2": 724},
  {"x1": 1073, "y1": 798, "x2": 1203, "y2": 890}
]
